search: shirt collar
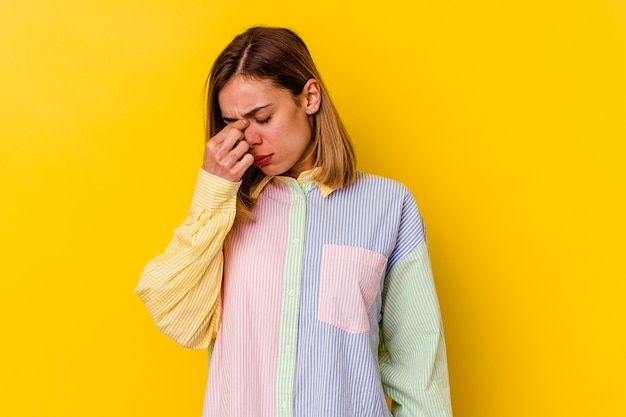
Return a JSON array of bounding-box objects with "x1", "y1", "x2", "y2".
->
[{"x1": 250, "y1": 168, "x2": 335, "y2": 199}]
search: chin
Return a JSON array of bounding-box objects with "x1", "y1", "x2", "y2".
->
[
  {"x1": 258, "y1": 165, "x2": 285, "y2": 177},
  {"x1": 258, "y1": 161, "x2": 302, "y2": 178}
]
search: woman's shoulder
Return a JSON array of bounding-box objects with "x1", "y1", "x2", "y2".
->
[{"x1": 348, "y1": 171, "x2": 413, "y2": 197}]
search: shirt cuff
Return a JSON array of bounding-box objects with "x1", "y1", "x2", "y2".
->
[{"x1": 192, "y1": 168, "x2": 241, "y2": 210}]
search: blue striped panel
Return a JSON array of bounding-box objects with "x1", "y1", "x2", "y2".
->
[{"x1": 292, "y1": 172, "x2": 426, "y2": 417}]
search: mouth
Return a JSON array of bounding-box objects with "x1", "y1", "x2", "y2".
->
[{"x1": 253, "y1": 154, "x2": 273, "y2": 167}]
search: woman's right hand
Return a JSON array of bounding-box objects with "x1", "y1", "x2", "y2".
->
[{"x1": 201, "y1": 119, "x2": 254, "y2": 182}]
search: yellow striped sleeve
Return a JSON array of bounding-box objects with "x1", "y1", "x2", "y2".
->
[{"x1": 135, "y1": 169, "x2": 240, "y2": 349}]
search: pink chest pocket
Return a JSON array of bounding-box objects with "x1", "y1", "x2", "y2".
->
[{"x1": 318, "y1": 245, "x2": 388, "y2": 333}]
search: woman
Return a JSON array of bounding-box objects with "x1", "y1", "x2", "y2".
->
[{"x1": 136, "y1": 26, "x2": 452, "y2": 417}]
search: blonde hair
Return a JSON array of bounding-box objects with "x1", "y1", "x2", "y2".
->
[{"x1": 205, "y1": 27, "x2": 356, "y2": 219}]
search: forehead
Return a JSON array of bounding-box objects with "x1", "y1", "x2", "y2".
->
[{"x1": 218, "y1": 76, "x2": 293, "y2": 117}]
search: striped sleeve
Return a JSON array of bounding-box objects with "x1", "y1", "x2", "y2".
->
[
  {"x1": 379, "y1": 193, "x2": 452, "y2": 416},
  {"x1": 135, "y1": 169, "x2": 240, "y2": 349},
  {"x1": 379, "y1": 242, "x2": 452, "y2": 416}
]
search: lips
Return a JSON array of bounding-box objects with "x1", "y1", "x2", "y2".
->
[{"x1": 253, "y1": 154, "x2": 273, "y2": 166}]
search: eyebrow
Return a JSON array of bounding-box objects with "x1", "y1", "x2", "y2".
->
[{"x1": 222, "y1": 104, "x2": 271, "y2": 123}]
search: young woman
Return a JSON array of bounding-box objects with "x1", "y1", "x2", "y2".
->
[{"x1": 136, "y1": 26, "x2": 452, "y2": 417}]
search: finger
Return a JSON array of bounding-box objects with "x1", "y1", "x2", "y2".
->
[
  {"x1": 217, "y1": 137, "x2": 249, "y2": 171},
  {"x1": 218, "y1": 122, "x2": 248, "y2": 152},
  {"x1": 232, "y1": 153, "x2": 254, "y2": 177},
  {"x1": 209, "y1": 118, "x2": 249, "y2": 146},
  {"x1": 208, "y1": 130, "x2": 243, "y2": 162},
  {"x1": 229, "y1": 138, "x2": 250, "y2": 158},
  {"x1": 218, "y1": 131, "x2": 243, "y2": 155},
  {"x1": 230, "y1": 118, "x2": 249, "y2": 132}
]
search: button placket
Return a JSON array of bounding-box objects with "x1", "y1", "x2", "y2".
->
[{"x1": 275, "y1": 180, "x2": 308, "y2": 417}]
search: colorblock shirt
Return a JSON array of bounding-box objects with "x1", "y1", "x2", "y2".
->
[{"x1": 136, "y1": 169, "x2": 452, "y2": 417}]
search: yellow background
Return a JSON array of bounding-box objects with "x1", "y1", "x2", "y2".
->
[{"x1": 1, "y1": 0, "x2": 625, "y2": 416}]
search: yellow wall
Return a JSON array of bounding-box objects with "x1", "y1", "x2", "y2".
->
[{"x1": 1, "y1": 1, "x2": 624, "y2": 416}]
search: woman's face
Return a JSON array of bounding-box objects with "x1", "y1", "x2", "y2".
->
[{"x1": 218, "y1": 76, "x2": 319, "y2": 178}]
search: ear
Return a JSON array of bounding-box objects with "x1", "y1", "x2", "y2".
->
[{"x1": 301, "y1": 78, "x2": 321, "y2": 115}]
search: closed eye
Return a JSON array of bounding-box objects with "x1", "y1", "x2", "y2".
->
[{"x1": 256, "y1": 115, "x2": 272, "y2": 124}]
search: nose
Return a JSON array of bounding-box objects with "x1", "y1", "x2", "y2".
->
[{"x1": 243, "y1": 124, "x2": 262, "y2": 147}]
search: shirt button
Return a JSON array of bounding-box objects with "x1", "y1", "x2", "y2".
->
[
  {"x1": 281, "y1": 401, "x2": 288, "y2": 409},
  {"x1": 288, "y1": 290, "x2": 295, "y2": 297},
  {"x1": 292, "y1": 238, "x2": 300, "y2": 244},
  {"x1": 285, "y1": 345, "x2": 292, "y2": 353}
]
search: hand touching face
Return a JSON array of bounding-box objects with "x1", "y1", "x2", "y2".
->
[
  {"x1": 201, "y1": 118, "x2": 254, "y2": 182},
  {"x1": 217, "y1": 76, "x2": 320, "y2": 178}
]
